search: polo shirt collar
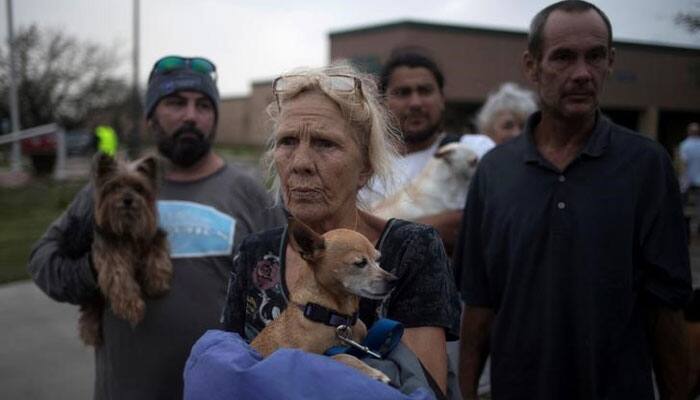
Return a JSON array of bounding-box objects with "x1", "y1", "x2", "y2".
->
[{"x1": 521, "y1": 110, "x2": 612, "y2": 164}]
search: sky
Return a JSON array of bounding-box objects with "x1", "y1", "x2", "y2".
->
[{"x1": 1, "y1": 0, "x2": 699, "y2": 97}]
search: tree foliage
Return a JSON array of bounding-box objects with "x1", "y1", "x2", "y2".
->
[
  {"x1": 0, "y1": 25, "x2": 132, "y2": 130},
  {"x1": 676, "y1": 1, "x2": 700, "y2": 34},
  {"x1": 676, "y1": 12, "x2": 700, "y2": 33}
]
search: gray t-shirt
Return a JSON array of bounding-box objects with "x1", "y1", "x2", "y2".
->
[{"x1": 28, "y1": 163, "x2": 286, "y2": 400}]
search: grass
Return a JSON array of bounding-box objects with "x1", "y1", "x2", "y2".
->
[{"x1": 0, "y1": 178, "x2": 86, "y2": 284}]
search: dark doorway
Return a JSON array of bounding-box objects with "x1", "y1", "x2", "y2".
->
[
  {"x1": 658, "y1": 110, "x2": 700, "y2": 156},
  {"x1": 445, "y1": 101, "x2": 480, "y2": 134}
]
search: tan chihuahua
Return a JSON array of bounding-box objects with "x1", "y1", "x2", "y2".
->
[{"x1": 251, "y1": 217, "x2": 397, "y2": 383}]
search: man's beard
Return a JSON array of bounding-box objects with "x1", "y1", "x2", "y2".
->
[
  {"x1": 154, "y1": 121, "x2": 213, "y2": 168},
  {"x1": 401, "y1": 117, "x2": 442, "y2": 145}
]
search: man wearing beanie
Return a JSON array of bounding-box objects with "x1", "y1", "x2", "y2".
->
[{"x1": 27, "y1": 55, "x2": 286, "y2": 399}]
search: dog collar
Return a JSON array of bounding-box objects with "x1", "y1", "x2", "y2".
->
[{"x1": 297, "y1": 302, "x2": 358, "y2": 327}]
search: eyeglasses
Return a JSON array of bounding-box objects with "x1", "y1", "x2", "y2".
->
[
  {"x1": 148, "y1": 56, "x2": 217, "y2": 83},
  {"x1": 272, "y1": 74, "x2": 363, "y2": 110}
]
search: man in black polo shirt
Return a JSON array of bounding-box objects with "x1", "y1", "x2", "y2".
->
[{"x1": 456, "y1": 1, "x2": 692, "y2": 399}]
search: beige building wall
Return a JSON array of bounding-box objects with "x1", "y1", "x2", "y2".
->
[
  {"x1": 216, "y1": 81, "x2": 274, "y2": 147},
  {"x1": 331, "y1": 24, "x2": 529, "y2": 102},
  {"x1": 248, "y1": 81, "x2": 275, "y2": 146},
  {"x1": 216, "y1": 97, "x2": 248, "y2": 145}
]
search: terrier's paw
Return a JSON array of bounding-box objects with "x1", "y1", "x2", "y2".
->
[
  {"x1": 142, "y1": 260, "x2": 172, "y2": 297},
  {"x1": 144, "y1": 280, "x2": 170, "y2": 297},
  {"x1": 79, "y1": 321, "x2": 102, "y2": 346},
  {"x1": 112, "y1": 295, "x2": 145, "y2": 326},
  {"x1": 143, "y1": 274, "x2": 171, "y2": 297},
  {"x1": 78, "y1": 303, "x2": 103, "y2": 347}
]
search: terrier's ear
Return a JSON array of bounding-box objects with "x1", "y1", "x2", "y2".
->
[
  {"x1": 287, "y1": 216, "x2": 325, "y2": 263},
  {"x1": 135, "y1": 154, "x2": 160, "y2": 186},
  {"x1": 93, "y1": 152, "x2": 117, "y2": 187}
]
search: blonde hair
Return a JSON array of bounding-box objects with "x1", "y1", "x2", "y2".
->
[
  {"x1": 262, "y1": 61, "x2": 401, "y2": 207},
  {"x1": 476, "y1": 82, "x2": 538, "y2": 134}
]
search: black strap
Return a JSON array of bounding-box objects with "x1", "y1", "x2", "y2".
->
[
  {"x1": 298, "y1": 302, "x2": 358, "y2": 327},
  {"x1": 418, "y1": 360, "x2": 449, "y2": 400},
  {"x1": 376, "y1": 218, "x2": 398, "y2": 250}
]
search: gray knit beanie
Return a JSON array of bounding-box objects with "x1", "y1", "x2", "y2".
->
[{"x1": 145, "y1": 67, "x2": 219, "y2": 119}]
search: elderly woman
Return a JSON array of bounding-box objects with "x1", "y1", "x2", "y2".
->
[
  {"x1": 476, "y1": 82, "x2": 537, "y2": 145},
  {"x1": 221, "y1": 63, "x2": 460, "y2": 395}
]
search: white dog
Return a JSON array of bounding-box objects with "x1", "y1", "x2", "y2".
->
[{"x1": 371, "y1": 142, "x2": 479, "y2": 221}]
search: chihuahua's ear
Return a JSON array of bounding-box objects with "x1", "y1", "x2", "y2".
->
[
  {"x1": 93, "y1": 152, "x2": 117, "y2": 187},
  {"x1": 287, "y1": 217, "x2": 325, "y2": 262}
]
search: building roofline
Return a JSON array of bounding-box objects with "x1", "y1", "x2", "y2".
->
[
  {"x1": 329, "y1": 19, "x2": 700, "y2": 54},
  {"x1": 330, "y1": 19, "x2": 524, "y2": 39}
]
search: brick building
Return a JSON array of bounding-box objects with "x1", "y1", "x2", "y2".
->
[{"x1": 216, "y1": 20, "x2": 700, "y2": 154}]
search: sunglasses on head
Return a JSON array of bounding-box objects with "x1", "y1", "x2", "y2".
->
[
  {"x1": 272, "y1": 74, "x2": 363, "y2": 110},
  {"x1": 148, "y1": 56, "x2": 217, "y2": 83}
]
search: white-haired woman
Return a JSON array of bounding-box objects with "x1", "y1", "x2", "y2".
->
[
  {"x1": 221, "y1": 63, "x2": 460, "y2": 396},
  {"x1": 476, "y1": 82, "x2": 537, "y2": 145}
]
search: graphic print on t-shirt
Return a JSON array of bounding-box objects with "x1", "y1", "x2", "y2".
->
[{"x1": 157, "y1": 200, "x2": 236, "y2": 258}]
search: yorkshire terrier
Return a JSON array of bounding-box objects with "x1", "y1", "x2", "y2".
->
[{"x1": 78, "y1": 152, "x2": 172, "y2": 346}]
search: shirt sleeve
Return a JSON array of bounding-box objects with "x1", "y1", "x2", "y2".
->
[
  {"x1": 459, "y1": 167, "x2": 492, "y2": 308},
  {"x1": 640, "y1": 151, "x2": 692, "y2": 308},
  {"x1": 384, "y1": 224, "x2": 461, "y2": 339},
  {"x1": 26, "y1": 185, "x2": 100, "y2": 304}
]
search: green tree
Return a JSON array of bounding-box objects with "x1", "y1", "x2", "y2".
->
[
  {"x1": 676, "y1": 2, "x2": 700, "y2": 33},
  {"x1": 676, "y1": 13, "x2": 700, "y2": 32},
  {"x1": 0, "y1": 24, "x2": 131, "y2": 130}
]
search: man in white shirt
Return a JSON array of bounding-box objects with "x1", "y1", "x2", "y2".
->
[{"x1": 364, "y1": 51, "x2": 494, "y2": 253}]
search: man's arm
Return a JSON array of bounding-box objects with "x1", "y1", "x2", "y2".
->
[
  {"x1": 646, "y1": 306, "x2": 689, "y2": 400},
  {"x1": 27, "y1": 185, "x2": 99, "y2": 304},
  {"x1": 416, "y1": 210, "x2": 462, "y2": 255},
  {"x1": 459, "y1": 306, "x2": 494, "y2": 400}
]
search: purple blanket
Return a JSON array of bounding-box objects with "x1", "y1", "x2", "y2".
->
[{"x1": 184, "y1": 330, "x2": 434, "y2": 400}]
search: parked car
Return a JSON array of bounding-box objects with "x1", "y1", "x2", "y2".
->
[
  {"x1": 65, "y1": 129, "x2": 95, "y2": 156},
  {"x1": 21, "y1": 133, "x2": 58, "y2": 175},
  {"x1": 21, "y1": 128, "x2": 95, "y2": 174}
]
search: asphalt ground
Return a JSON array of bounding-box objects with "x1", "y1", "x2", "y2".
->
[
  {"x1": 0, "y1": 281, "x2": 93, "y2": 400},
  {"x1": 2, "y1": 231, "x2": 699, "y2": 400}
]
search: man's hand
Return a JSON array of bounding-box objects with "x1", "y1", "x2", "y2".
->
[
  {"x1": 459, "y1": 306, "x2": 494, "y2": 399},
  {"x1": 646, "y1": 306, "x2": 689, "y2": 400}
]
